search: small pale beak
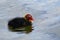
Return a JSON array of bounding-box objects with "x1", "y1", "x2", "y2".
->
[
  {"x1": 29, "y1": 20, "x2": 33, "y2": 23},
  {"x1": 30, "y1": 17, "x2": 34, "y2": 23},
  {"x1": 31, "y1": 20, "x2": 33, "y2": 23}
]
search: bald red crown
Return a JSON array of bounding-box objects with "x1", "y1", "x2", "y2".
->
[{"x1": 25, "y1": 14, "x2": 34, "y2": 21}]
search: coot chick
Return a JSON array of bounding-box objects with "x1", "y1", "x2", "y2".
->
[{"x1": 8, "y1": 14, "x2": 34, "y2": 33}]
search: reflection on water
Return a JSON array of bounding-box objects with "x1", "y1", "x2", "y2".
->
[{"x1": 8, "y1": 26, "x2": 34, "y2": 34}]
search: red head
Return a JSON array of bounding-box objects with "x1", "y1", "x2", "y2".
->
[{"x1": 25, "y1": 14, "x2": 34, "y2": 22}]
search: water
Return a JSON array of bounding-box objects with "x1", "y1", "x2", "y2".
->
[{"x1": 0, "y1": 0, "x2": 60, "y2": 40}]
